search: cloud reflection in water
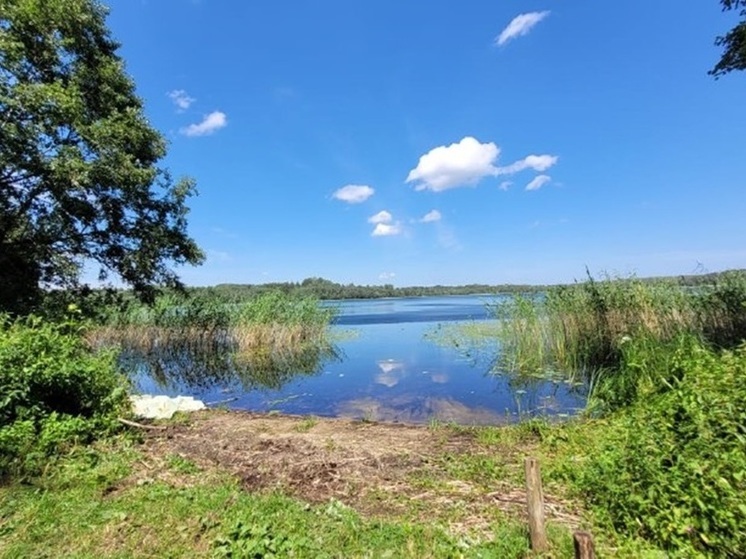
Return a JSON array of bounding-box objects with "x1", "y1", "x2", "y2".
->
[{"x1": 337, "y1": 396, "x2": 505, "y2": 425}]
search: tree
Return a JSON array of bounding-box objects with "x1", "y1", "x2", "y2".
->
[
  {"x1": 711, "y1": 0, "x2": 746, "y2": 77},
  {"x1": 0, "y1": 0, "x2": 204, "y2": 313}
]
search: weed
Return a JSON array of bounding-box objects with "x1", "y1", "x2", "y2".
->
[
  {"x1": 294, "y1": 416, "x2": 318, "y2": 433},
  {"x1": 167, "y1": 454, "x2": 201, "y2": 475}
]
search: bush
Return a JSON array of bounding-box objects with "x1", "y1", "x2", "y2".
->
[
  {"x1": 0, "y1": 315, "x2": 129, "y2": 479},
  {"x1": 574, "y1": 340, "x2": 746, "y2": 556}
]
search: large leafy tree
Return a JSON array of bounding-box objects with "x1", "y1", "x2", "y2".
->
[
  {"x1": 0, "y1": 0, "x2": 204, "y2": 313},
  {"x1": 711, "y1": 0, "x2": 746, "y2": 77}
]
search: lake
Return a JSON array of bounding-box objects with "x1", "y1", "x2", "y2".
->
[{"x1": 128, "y1": 295, "x2": 586, "y2": 424}]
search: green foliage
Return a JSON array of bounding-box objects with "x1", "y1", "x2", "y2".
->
[
  {"x1": 572, "y1": 341, "x2": 746, "y2": 556},
  {"x1": 213, "y1": 520, "x2": 312, "y2": 558},
  {"x1": 0, "y1": 0, "x2": 203, "y2": 314},
  {"x1": 488, "y1": 293, "x2": 550, "y2": 376},
  {"x1": 0, "y1": 315, "x2": 128, "y2": 478},
  {"x1": 83, "y1": 289, "x2": 335, "y2": 330},
  {"x1": 711, "y1": 0, "x2": 746, "y2": 77},
  {"x1": 491, "y1": 272, "x2": 746, "y2": 409},
  {"x1": 695, "y1": 269, "x2": 746, "y2": 347},
  {"x1": 212, "y1": 276, "x2": 548, "y2": 300}
]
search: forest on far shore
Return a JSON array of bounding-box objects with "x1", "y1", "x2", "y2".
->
[{"x1": 200, "y1": 268, "x2": 745, "y2": 300}]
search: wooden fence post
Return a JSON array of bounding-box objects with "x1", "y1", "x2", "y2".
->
[
  {"x1": 524, "y1": 457, "x2": 548, "y2": 552},
  {"x1": 573, "y1": 531, "x2": 595, "y2": 559}
]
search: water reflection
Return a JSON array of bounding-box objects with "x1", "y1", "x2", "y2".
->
[
  {"x1": 429, "y1": 372, "x2": 450, "y2": 384},
  {"x1": 337, "y1": 396, "x2": 505, "y2": 425},
  {"x1": 375, "y1": 359, "x2": 406, "y2": 387},
  {"x1": 121, "y1": 296, "x2": 586, "y2": 423},
  {"x1": 120, "y1": 337, "x2": 341, "y2": 392}
]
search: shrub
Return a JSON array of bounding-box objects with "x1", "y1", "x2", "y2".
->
[
  {"x1": 0, "y1": 315, "x2": 129, "y2": 479},
  {"x1": 574, "y1": 340, "x2": 746, "y2": 556}
]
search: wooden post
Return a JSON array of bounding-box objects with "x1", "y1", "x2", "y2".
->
[
  {"x1": 573, "y1": 531, "x2": 595, "y2": 559},
  {"x1": 524, "y1": 457, "x2": 548, "y2": 552}
]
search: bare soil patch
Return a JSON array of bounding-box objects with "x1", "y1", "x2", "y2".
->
[{"x1": 136, "y1": 410, "x2": 582, "y2": 534}]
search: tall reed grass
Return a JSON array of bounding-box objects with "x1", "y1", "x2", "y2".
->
[
  {"x1": 86, "y1": 290, "x2": 338, "y2": 389},
  {"x1": 491, "y1": 271, "x2": 746, "y2": 404}
]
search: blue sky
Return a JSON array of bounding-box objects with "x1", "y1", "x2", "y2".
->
[{"x1": 103, "y1": 1, "x2": 746, "y2": 287}]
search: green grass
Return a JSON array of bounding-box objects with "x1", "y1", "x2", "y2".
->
[
  {"x1": 0, "y1": 416, "x2": 691, "y2": 558},
  {"x1": 0, "y1": 438, "x2": 541, "y2": 559}
]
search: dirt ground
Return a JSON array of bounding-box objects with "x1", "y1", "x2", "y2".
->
[{"x1": 135, "y1": 410, "x2": 581, "y2": 535}]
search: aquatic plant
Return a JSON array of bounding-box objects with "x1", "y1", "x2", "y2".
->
[
  {"x1": 86, "y1": 290, "x2": 338, "y2": 392},
  {"x1": 491, "y1": 271, "x2": 746, "y2": 406}
]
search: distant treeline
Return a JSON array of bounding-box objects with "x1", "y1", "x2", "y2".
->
[
  {"x1": 207, "y1": 277, "x2": 543, "y2": 301},
  {"x1": 202, "y1": 269, "x2": 746, "y2": 301}
]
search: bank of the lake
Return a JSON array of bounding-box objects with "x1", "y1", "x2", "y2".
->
[{"x1": 0, "y1": 408, "x2": 665, "y2": 558}]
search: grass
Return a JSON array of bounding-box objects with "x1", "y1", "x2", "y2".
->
[
  {"x1": 85, "y1": 290, "x2": 340, "y2": 393},
  {"x1": 294, "y1": 416, "x2": 319, "y2": 433},
  {"x1": 489, "y1": 272, "x2": 746, "y2": 404},
  {"x1": 0, "y1": 410, "x2": 687, "y2": 558},
  {"x1": 0, "y1": 435, "x2": 553, "y2": 559}
]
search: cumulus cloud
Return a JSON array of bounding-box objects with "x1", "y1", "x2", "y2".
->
[
  {"x1": 497, "y1": 154, "x2": 558, "y2": 175},
  {"x1": 367, "y1": 210, "x2": 402, "y2": 236},
  {"x1": 406, "y1": 137, "x2": 559, "y2": 192},
  {"x1": 420, "y1": 210, "x2": 442, "y2": 223},
  {"x1": 180, "y1": 111, "x2": 227, "y2": 137},
  {"x1": 332, "y1": 184, "x2": 374, "y2": 204},
  {"x1": 379, "y1": 272, "x2": 396, "y2": 280},
  {"x1": 372, "y1": 223, "x2": 403, "y2": 237},
  {"x1": 496, "y1": 11, "x2": 550, "y2": 46},
  {"x1": 368, "y1": 210, "x2": 393, "y2": 224},
  {"x1": 498, "y1": 181, "x2": 513, "y2": 191},
  {"x1": 167, "y1": 89, "x2": 195, "y2": 111},
  {"x1": 406, "y1": 137, "x2": 500, "y2": 192},
  {"x1": 526, "y1": 175, "x2": 551, "y2": 191}
]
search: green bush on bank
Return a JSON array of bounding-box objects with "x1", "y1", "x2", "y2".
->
[
  {"x1": 0, "y1": 314, "x2": 129, "y2": 479},
  {"x1": 573, "y1": 338, "x2": 746, "y2": 557}
]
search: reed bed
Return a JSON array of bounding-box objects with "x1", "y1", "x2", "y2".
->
[
  {"x1": 85, "y1": 290, "x2": 338, "y2": 390},
  {"x1": 491, "y1": 271, "x2": 746, "y2": 385}
]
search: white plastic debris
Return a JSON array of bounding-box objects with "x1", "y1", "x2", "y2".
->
[{"x1": 130, "y1": 394, "x2": 206, "y2": 419}]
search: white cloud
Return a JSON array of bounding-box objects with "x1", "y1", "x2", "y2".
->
[
  {"x1": 526, "y1": 175, "x2": 551, "y2": 191},
  {"x1": 379, "y1": 272, "x2": 396, "y2": 280},
  {"x1": 496, "y1": 11, "x2": 550, "y2": 46},
  {"x1": 406, "y1": 137, "x2": 500, "y2": 192},
  {"x1": 167, "y1": 89, "x2": 195, "y2": 111},
  {"x1": 332, "y1": 184, "x2": 375, "y2": 204},
  {"x1": 420, "y1": 210, "x2": 442, "y2": 223},
  {"x1": 180, "y1": 111, "x2": 227, "y2": 137},
  {"x1": 498, "y1": 181, "x2": 513, "y2": 191},
  {"x1": 368, "y1": 210, "x2": 393, "y2": 224},
  {"x1": 497, "y1": 154, "x2": 558, "y2": 175},
  {"x1": 372, "y1": 222, "x2": 403, "y2": 237}
]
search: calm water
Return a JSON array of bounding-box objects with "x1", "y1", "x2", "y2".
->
[{"x1": 130, "y1": 295, "x2": 586, "y2": 424}]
